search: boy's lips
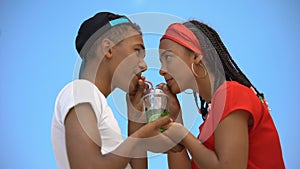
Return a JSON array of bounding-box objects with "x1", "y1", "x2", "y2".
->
[{"x1": 135, "y1": 72, "x2": 142, "y2": 79}]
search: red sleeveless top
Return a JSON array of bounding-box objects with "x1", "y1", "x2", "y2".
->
[{"x1": 191, "y1": 81, "x2": 285, "y2": 169}]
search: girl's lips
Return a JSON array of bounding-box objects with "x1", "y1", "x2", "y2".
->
[{"x1": 166, "y1": 78, "x2": 173, "y2": 85}]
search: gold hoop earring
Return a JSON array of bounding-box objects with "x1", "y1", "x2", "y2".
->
[
  {"x1": 191, "y1": 62, "x2": 199, "y2": 77},
  {"x1": 192, "y1": 63, "x2": 207, "y2": 79}
]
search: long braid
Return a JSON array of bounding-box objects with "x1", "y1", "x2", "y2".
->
[
  {"x1": 188, "y1": 20, "x2": 265, "y2": 120},
  {"x1": 193, "y1": 92, "x2": 209, "y2": 120}
]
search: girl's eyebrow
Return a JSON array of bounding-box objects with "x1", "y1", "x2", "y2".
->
[{"x1": 160, "y1": 50, "x2": 173, "y2": 56}]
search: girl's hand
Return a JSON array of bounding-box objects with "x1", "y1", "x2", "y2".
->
[
  {"x1": 131, "y1": 117, "x2": 180, "y2": 153},
  {"x1": 157, "y1": 83, "x2": 182, "y2": 123},
  {"x1": 162, "y1": 122, "x2": 189, "y2": 146}
]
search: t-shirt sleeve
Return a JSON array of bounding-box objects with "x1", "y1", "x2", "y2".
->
[{"x1": 54, "y1": 80, "x2": 103, "y2": 125}]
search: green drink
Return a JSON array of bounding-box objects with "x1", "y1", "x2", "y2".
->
[
  {"x1": 146, "y1": 108, "x2": 169, "y2": 123},
  {"x1": 142, "y1": 87, "x2": 169, "y2": 132}
]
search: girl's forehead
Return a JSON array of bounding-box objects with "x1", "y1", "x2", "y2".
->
[
  {"x1": 159, "y1": 39, "x2": 177, "y2": 47},
  {"x1": 159, "y1": 39, "x2": 187, "y2": 53}
]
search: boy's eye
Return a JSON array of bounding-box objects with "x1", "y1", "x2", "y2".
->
[{"x1": 136, "y1": 49, "x2": 145, "y2": 58}]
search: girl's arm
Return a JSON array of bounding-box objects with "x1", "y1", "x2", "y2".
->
[
  {"x1": 168, "y1": 149, "x2": 192, "y2": 169},
  {"x1": 167, "y1": 111, "x2": 192, "y2": 169},
  {"x1": 181, "y1": 110, "x2": 250, "y2": 169}
]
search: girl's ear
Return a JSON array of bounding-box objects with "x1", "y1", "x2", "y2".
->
[
  {"x1": 101, "y1": 38, "x2": 114, "y2": 59},
  {"x1": 193, "y1": 54, "x2": 203, "y2": 64}
]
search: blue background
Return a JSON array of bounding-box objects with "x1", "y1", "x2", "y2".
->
[{"x1": 0, "y1": 0, "x2": 299, "y2": 168}]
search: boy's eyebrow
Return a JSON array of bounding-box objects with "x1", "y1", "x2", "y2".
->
[{"x1": 134, "y1": 43, "x2": 145, "y2": 50}]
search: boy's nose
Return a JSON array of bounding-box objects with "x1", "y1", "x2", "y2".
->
[{"x1": 138, "y1": 59, "x2": 147, "y2": 72}]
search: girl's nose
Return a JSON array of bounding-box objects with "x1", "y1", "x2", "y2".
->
[{"x1": 159, "y1": 68, "x2": 167, "y2": 76}]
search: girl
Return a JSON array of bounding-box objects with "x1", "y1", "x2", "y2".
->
[{"x1": 159, "y1": 21, "x2": 285, "y2": 169}]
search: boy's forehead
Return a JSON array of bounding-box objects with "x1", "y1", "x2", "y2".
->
[
  {"x1": 111, "y1": 28, "x2": 142, "y2": 43},
  {"x1": 118, "y1": 33, "x2": 144, "y2": 46}
]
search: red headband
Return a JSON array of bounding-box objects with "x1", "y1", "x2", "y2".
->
[{"x1": 160, "y1": 23, "x2": 204, "y2": 56}]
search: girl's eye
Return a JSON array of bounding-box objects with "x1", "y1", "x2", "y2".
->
[{"x1": 165, "y1": 54, "x2": 171, "y2": 61}]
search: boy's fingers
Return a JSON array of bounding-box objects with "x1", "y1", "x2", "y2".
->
[
  {"x1": 153, "y1": 116, "x2": 173, "y2": 129},
  {"x1": 131, "y1": 79, "x2": 146, "y2": 103},
  {"x1": 161, "y1": 122, "x2": 172, "y2": 130}
]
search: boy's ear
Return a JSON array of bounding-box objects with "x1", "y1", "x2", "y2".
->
[
  {"x1": 193, "y1": 54, "x2": 203, "y2": 64},
  {"x1": 101, "y1": 38, "x2": 114, "y2": 59}
]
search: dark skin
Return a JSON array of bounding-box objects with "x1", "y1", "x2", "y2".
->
[
  {"x1": 65, "y1": 103, "x2": 174, "y2": 169},
  {"x1": 65, "y1": 32, "x2": 177, "y2": 169},
  {"x1": 159, "y1": 39, "x2": 252, "y2": 169},
  {"x1": 65, "y1": 32, "x2": 147, "y2": 169}
]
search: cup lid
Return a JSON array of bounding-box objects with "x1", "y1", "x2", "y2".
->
[{"x1": 143, "y1": 88, "x2": 167, "y2": 99}]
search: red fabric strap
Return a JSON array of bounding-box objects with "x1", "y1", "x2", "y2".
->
[{"x1": 161, "y1": 23, "x2": 204, "y2": 56}]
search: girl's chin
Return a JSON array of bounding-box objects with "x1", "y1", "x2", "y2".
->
[{"x1": 168, "y1": 84, "x2": 181, "y2": 94}]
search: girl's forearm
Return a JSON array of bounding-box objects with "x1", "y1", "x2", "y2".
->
[
  {"x1": 182, "y1": 133, "x2": 219, "y2": 169},
  {"x1": 168, "y1": 149, "x2": 192, "y2": 169}
]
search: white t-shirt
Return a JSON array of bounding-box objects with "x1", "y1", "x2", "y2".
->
[{"x1": 51, "y1": 79, "x2": 131, "y2": 169}]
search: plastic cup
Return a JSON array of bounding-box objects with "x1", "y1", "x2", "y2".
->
[{"x1": 142, "y1": 88, "x2": 169, "y2": 123}]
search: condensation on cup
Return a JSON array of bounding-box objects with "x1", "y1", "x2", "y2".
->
[{"x1": 142, "y1": 81, "x2": 169, "y2": 123}]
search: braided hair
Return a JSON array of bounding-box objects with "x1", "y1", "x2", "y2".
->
[{"x1": 185, "y1": 20, "x2": 265, "y2": 120}]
